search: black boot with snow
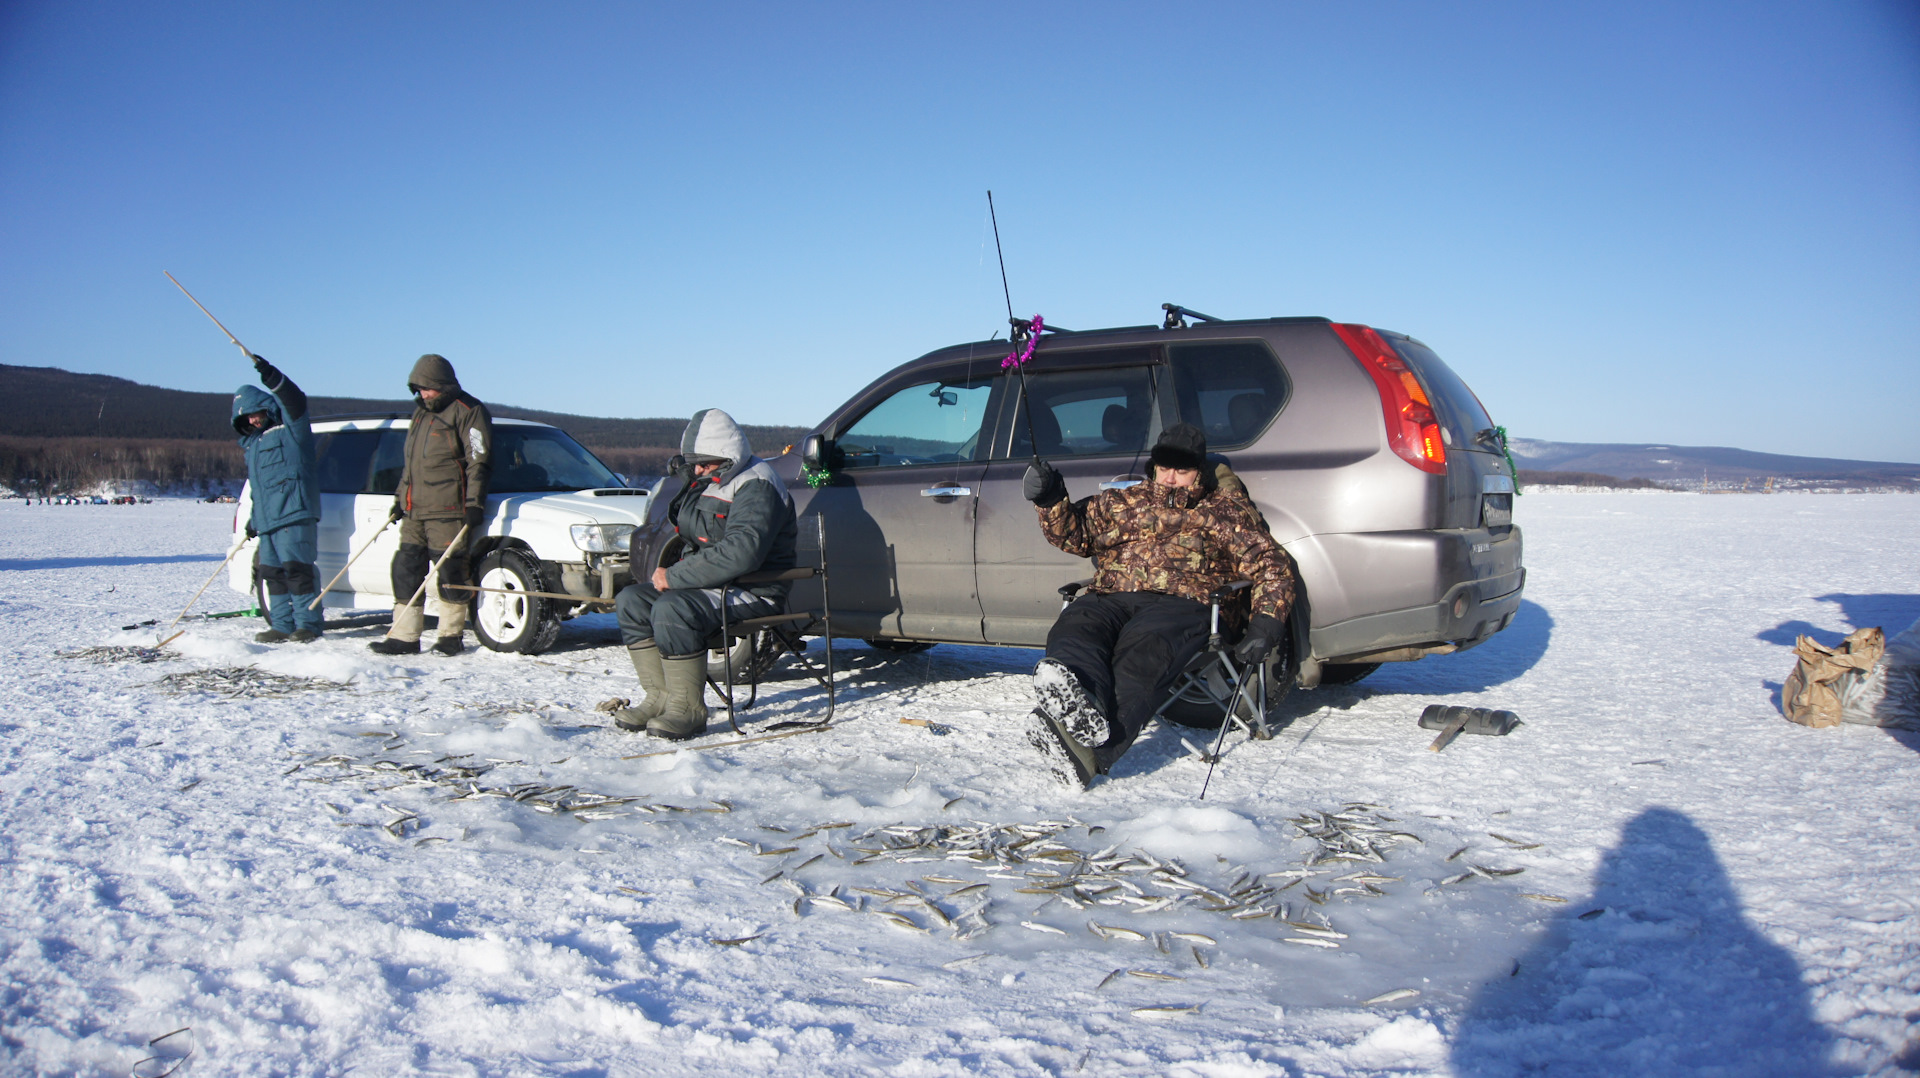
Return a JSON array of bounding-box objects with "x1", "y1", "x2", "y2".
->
[
  {"x1": 1033, "y1": 658, "x2": 1110, "y2": 747},
  {"x1": 1025, "y1": 710, "x2": 1096, "y2": 790}
]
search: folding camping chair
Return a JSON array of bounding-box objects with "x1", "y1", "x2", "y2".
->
[
  {"x1": 704, "y1": 513, "x2": 836, "y2": 734},
  {"x1": 1055, "y1": 577, "x2": 1279, "y2": 743}
]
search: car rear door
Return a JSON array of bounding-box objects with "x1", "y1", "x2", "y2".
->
[
  {"x1": 309, "y1": 422, "x2": 409, "y2": 608},
  {"x1": 812, "y1": 365, "x2": 1002, "y2": 642},
  {"x1": 974, "y1": 347, "x2": 1165, "y2": 647}
]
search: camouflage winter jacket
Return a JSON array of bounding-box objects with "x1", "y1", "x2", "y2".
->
[{"x1": 1038, "y1": 479, "x2": 1296, "y2": 622}]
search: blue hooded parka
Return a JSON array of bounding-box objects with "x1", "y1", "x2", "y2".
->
[{"x1": 232, "y1": 360, "x2": 319, "y2": 535}]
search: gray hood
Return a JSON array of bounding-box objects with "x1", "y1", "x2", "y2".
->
[{"x1": 680, "y1": 408, "x2": 754, "y2": 479}]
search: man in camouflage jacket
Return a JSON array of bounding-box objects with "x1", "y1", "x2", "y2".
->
[
  {"x1": 370, "y1": 354, "x2": 492, "y2": 656},
  {"x1": 1023, "y1": 422, "x2": 1295, "y2": 788}
]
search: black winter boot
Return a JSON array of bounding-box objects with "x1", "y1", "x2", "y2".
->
[
  {"x1": 1033, "y1": 658, "x2": 1110, "y2": 747},
  {"x1": 1025, "y1": 710, "x2": 1096, "y2": 790},
  {"x1": 255, "y1": 628, "x2": 290, "y2": 644}
]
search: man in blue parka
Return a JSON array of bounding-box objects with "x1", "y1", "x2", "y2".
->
[{"x1": 232, "y1": 354, "x2": 323, "y2": 642}]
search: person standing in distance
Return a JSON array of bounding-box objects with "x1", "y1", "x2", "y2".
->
[
  {"x1": 232, "y1": 354, "x2": 323, "y2": 643},
  {"x1": 370, "y1": 354, "x2": 492, "y2": 656}
]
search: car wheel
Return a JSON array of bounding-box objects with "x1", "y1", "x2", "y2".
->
[
  {"x1": 865, "y1": 638, "x2": 935, "y2": 655},
  {"x1": 471, "y1": 548, "x2": 562, "y2": 654},
  {"x1": 1318, "y1": 662, "x2": 1381, "y2": 686},
  {"x1": 254, "y1": 562, "x2": 271, "y2": 622},
  {"x1": 1162, "y1": 642, "x2": 1298, "y2": 731},
  {"x1": 707, "y1": 630, "x2": 781, "y2": 685}
]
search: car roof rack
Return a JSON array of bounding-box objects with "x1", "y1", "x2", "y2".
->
[{"x1": 1161, "y1": 303, "x2": 1222, "y2": 329}]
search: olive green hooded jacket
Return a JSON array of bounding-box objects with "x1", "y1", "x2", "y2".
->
[{"x1": 395, "y1": 354, "x2": 492, "y2": 520}]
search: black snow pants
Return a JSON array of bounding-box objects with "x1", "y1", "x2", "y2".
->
[{"x1": 1045, "y1": 591, "x2": 1210, "y2": 773}]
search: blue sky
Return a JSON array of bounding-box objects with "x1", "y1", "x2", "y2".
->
[{"x1": 2, "y1": 1, "x2": 1915, "y2": 462}]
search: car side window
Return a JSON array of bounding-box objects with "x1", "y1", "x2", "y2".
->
[
  {"x1": 1005, "y1": 364, "x2": 1163, "y2": 461},
  {"x1": 1166, "y1": 340, "x2": 1291, "y2": 450},
  {"x1": 368, "y1": 429, "x2": 408, "y2": 494},
  {"x1": 836, "y1": 374, "x2": 995, "y2": 469},
  {"x1": 313, "y1": 430, "x2": 383, "y2": 494}
]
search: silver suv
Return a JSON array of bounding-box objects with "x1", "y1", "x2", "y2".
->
[
  {"x1": 634, "y1": 312, "x2": 1524, "y2": 713},
  {"x1": 230, "y1": 415, "x2": 650, "y2": 653}
]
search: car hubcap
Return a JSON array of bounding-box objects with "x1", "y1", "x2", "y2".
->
[{"x1": 476, "y1": 565, "x2": 528, "y2": 641}]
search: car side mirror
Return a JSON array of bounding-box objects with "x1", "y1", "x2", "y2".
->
[{"x1": 802, "y1": 434, "x2": 831, "y2": 470}]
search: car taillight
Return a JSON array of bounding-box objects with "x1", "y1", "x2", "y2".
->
[{"x1": 1332, "y1": 323, "x2": 1447, "y2": 475}]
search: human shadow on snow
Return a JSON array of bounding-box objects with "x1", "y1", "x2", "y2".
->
[{"x1": 1449, "y1": 807, "x2": 1835, "y2": 1078}]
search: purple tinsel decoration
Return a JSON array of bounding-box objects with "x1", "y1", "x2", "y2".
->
[{"x1": 1002, "y1": 314, "x2": 1044, "y2": 370}]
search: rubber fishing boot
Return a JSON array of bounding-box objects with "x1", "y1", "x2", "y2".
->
[
  {"x1": 1033, "y1": 658, "x2": 1109, "y2": 747},
  {"x1": 430, "y1": 597, "x2": 466, "y2": 656},
  {"x1": 613, "y1": 642, "x2": 668, "y2": 732},
  {"x1": 646, "y1": 654, "x2": 710, "y2": 741},
  {"x1": 369, "y1": 603, "x2": 424, "y2": 655}
]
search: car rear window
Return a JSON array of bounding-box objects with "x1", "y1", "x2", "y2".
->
[
  {"x1": 1166, "y1": 340, "x2": 1291, "y2": 450},
  {"x1": 1387, "y1": 338, "x2": 1494, "y2": 451}
]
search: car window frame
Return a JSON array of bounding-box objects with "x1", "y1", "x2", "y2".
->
[
  {"x1": 828, "y1": 362, "x2": 1008, "y2": 471},
  {"x1": 983, "y1": 346, "x2": 1167, "y2": 462},
  {"x1": 1163, "y1": 336, "x2": 1294, "y2": 452}
]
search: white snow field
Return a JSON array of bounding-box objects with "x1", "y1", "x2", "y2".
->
[{"x1": 3, "y1": 493, "x2": 1917, "y2": 1077}]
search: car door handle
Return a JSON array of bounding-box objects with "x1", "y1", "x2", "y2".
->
[{"x1": 920, "y1": 486, "x2": 972, "y2": 498}]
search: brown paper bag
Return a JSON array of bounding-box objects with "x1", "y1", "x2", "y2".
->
[{"x1": 1781, "y1": 627, "x2": 1885, "y2": 728}]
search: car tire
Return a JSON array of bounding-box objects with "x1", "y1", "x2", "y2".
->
[
  {"x1": 1318, "y1": 662, "x2": 1381, "y2": 686},
  {"x1": 254, "y1": 560, "x2": 270, "y2": 623},
  {"x1": 471, "y1": 548, "x2": 562, "y2": 654},
  {"x1": 1162, "y1": 641, "x2": 1298, "y2": 732},
  {"x1": 865, "y1": 638, "x2": 936, "y2": 655}
]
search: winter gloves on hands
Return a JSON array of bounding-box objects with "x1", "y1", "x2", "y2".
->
[
  {"x1": 464, "y1": 506, "x2": 485, "y2": 533},
  {"x1": 1023, "y1": 459, "x2": 1067, "y2": 508},
  {"x1": 1234, "y1": 613, "x2": 1283, "y2": 665}
]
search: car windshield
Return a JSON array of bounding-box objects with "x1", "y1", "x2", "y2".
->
[{"x1": 491, "y1": 426, "x2": 623, "y2": 492}]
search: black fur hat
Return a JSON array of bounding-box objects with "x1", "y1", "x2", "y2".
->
[{"x1": 1149, "y1": 422, "x2": 1208, "y2": 472}]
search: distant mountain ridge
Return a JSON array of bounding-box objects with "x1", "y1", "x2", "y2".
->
[
  {"x1": 1506, "y1": 438, "x2": 1918, "y2": 484},
  {"x1": 0, "y1": 364, "x2": 810, "y2": 452}
]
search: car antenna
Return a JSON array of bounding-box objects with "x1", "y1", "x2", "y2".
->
[{"x1": 988, "y1": 191, "x2": 1045, "y2": 463}]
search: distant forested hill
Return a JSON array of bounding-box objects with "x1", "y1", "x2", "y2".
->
[
  {"x1": 0, "y1": 364, "x2": 811, "y2": 495},
  {"x1": 0, "y1": 364, "x2": 809, "y2": 450}
]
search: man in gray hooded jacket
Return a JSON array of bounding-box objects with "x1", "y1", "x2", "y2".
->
[{"x1": 613, "y1": 408, "x2": 797, "y2": 740}]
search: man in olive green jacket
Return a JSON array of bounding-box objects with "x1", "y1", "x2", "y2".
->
[{"x1": 371, "y1": 354, "x2": 493, "y2": 656}]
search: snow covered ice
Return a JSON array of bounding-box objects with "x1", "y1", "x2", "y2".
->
[{"x1": 3, "y1": 493, "x2": 1918, "y2": 1076}]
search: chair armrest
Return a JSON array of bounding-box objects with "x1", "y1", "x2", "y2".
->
[
  {"x1": 1058, "y1": 578, "x2": 1095, "y2": 601},
  {"x1": 734, "y1": 567, "x2": 817, "y2": 586},
  {"x1": 1209, "y1": 579, "x2": 1253, "y2": 603}
]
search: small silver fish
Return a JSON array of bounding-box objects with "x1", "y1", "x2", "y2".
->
[
  {"x1": 1131, "y1": 1004, "x2": 1201, "y2": 1019},
  {"x1": 863, "y1": 976, "x2": 916, "y2": 989},
  {"x1": 1362, "y1": 988, "x2": 1421, "y2": 1006},
  {"x1": 1020, "y1": 921, "x2": 1068, "y2": 935},
  {"x1": 1283, "y1": 937, "x2": 1341, "y2": 948}
]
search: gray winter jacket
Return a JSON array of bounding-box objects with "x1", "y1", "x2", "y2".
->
[{"x1": 663, "y1": 409, "x2": 798, "y2": 598}]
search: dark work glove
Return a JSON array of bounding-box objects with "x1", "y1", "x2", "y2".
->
[
  {"x1": 464, "y1": 506, "x2": 485, "y2": 532},
  {"x1": 667, "y1": 454, "x2": 692, "y2": 483},
  {"x1": 388, "y1": 500, "x2": 405, "y2": 524},
  {"x1": 1233, "y1": 613, "x2": 1283, "y2": 665},
  {"x1": 250, "y1": 353, "x2": 281, "y2": 384},
  {"x1": 244, "y1": 523, "x2": 258, "y2": 540},
  {"x1": 1023, "y1": 458, "x2": 1066, "y2": 507}
]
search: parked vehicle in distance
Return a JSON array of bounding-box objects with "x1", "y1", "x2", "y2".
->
[
  {"x1": 230, "y1": 414, "x2": 649, "y2": 653},
  {"x1": 633, "y1": 308, "x2": 1525, "y2": 721}
]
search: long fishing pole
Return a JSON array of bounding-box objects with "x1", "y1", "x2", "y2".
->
[
  {"x1": 164, "y1": 272, "x2": 254, "y2": 361},
  {"x1": 987, "y1": 192, "x2": 1043, "y2": 458}
]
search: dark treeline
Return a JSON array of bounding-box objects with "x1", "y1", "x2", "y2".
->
[
  {"x1": 2, "y1": 364, "x2": 811, "y2": 492},
  {"x1": 1518, "y1": 469, "x2": 1676, "y2": 490},
  {"x1": 1, "y1": 436, "x2": 245, "y2": 495}
]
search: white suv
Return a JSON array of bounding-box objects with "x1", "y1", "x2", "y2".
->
[{"x1": 229, "y1": 414, "x2": 653, "y2": 653}]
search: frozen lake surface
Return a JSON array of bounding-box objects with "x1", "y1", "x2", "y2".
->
[{"x1": 2, "y1": 493, "x2": 1917, "y2": 1076}]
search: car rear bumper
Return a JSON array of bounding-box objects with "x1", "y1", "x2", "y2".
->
[{"x1": 1306, "y1": 526, "x2": 1525, "y2": 662}]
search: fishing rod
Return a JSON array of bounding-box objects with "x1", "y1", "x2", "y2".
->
[
  {"x1": 987, "y1": 191, "x2": 1044, "y2": 460},
  {"x1": 164, "y1": 271, "x2": 255, "y2": 361}
]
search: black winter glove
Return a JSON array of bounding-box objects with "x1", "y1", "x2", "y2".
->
[
  {"x1": 244, "y1": 523, "x2": 258, "y2": 540},
  {"x1": 250, "y1": 353, "x2": 283, "y2": 386},
  {"x1": 1023, "y1": 458, "x2": 1066, "y2": 507},
  {"x1": 1233, "y1": 613, "x2": 1283, "y2": 665},
  {"x1": 667, "y1": 454, "x2": 692, "y2": 483},
  {"x1": 388, "y1": 501, "x2": 405, "y2": 524},
  {"x1": 464, "y1": 506, "x2": 485, "y2": 532}
]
